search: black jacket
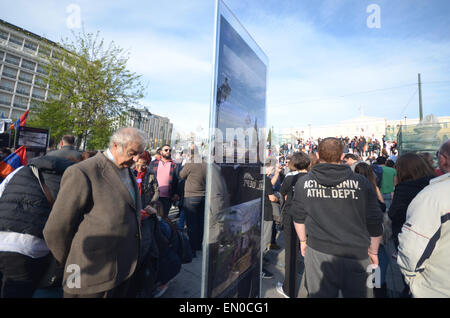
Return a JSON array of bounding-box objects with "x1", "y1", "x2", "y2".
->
[
  {"x1": 133, "y1": 169, "x2": 159, "y2": 208},
  {"x1": 47, "y1": 145, "x2": 81, "y2": 162},
  {"x1": 0, "y1": 156, "x2": 74, "y2": 238},
  {"x1": 388, "y1": 176, "x2": 434, "y2": 245},
  {"x1": 288, "y1": 163, "x2": 383, "y2": 259}
]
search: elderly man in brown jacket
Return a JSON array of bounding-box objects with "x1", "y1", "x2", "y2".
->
[{"x1": 43, "y1": 128, "x2": 146, "y2": 298}]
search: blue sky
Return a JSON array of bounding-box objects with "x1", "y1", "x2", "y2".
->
[{"x1": 2, "y1": 0, "x2": 449, "y2": 135}]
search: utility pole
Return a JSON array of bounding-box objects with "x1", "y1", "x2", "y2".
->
[{"x1": 418, "y1": 73, "x2": 423, "y2": 121}]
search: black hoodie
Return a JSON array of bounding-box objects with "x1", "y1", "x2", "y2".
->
[{"x1": 289, "y1": 163, "x2": 383, "y2": 259}]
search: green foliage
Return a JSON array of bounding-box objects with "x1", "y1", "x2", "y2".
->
[{"x1": 30, "y1": 30, "x2": 145, "y2": 150}]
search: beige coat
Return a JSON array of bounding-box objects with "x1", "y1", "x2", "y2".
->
[
  {"x1": 43, "y1": 152, "x2": 142, "y2": 295},
  {"x1": 397, "y1": 173, "x2": 450, "y2": 297}
]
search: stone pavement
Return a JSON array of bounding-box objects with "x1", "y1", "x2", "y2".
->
[{"x1": 162, "y1": 211, "x2": 304, "y2": 298}]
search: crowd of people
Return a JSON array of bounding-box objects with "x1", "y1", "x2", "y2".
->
[
  {"x1": 277, "y1": 135, "x2": 396, "y2": 161},
  {"x1": 0, "y1": 129, "x2": 205, "y2": 298},
  {"x1": 0, "y1": 126, "x2": 448, "y2": 298},
  {"x1": 268, "y1": 137, "x2": 449, "y2": 298}
]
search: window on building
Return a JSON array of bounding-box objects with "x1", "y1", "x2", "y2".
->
[
  {"x1": 0, "y1": 79, "x2": 14, "y2": 92},
  {"x1": 36, "y1": 64, "x2": 49, "y2": 75},
  {"x1": 0, "y1": 92, "x2": 12, "y2": 106},
  {"x1": 8, "y1": 35, "x2": 23, "y2": 47},
  {"x1": 47, "y1": 90, "x2": 59, "y2": 100},
  {"x1": 32, "y1": 87, "x2": 45, "y2": 99},
  {"x1": 21, "y1": 59, "x2": 36, "y2": 71},
  {"x1": 18, "y1": 71, "x2": 33, "y2": 83},
  {"x1": 38, "y1": 46, "x2": 50, "y2": 58},
  {"x1": 16, "y1": 83, "x2": 31, "y2": 96},
  {"x1": 2, "y1": 66, "x2": 18, "y2": 79},
  {"x1": 13, "y1": 96, "x2": 28, "y2": 109},
  {"x1": 51, "y1": 50, "x2": 62, "y2": 61},
  {"x1": 0, "y1": 50, "x2": 4, "y2": 60},
  {"x1": 0, "y1": 30, "x2": 8, "y2": 41},
  {"x1": 5, "y1": 53, "x2": 20, "y2": 66},
  {"x1": 29, "y1": 99, "x2": 43, "y2": 111},
  {"x1": 34, "y1": 76, "x2": 47, "y2": 87},
  {"x1": 24, "y1": 40, "x2": 37, "y2": 53},
  {"x1": 0, "y1": 106, "x2": 10, "y2": 117}
]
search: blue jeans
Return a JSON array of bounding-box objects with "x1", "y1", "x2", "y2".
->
[
  {"x1": 382, "y1": 193, "x2": 393, "y2": 211},
  {"x1": 378, "y1": 245, "x2": 389, "y2": 286},
  {"x1": 183, "y1": 196, "x2": 205, "y2": 253},
  {"x1": 177, "y1": 209, "x2": 185, "y2": 231}
]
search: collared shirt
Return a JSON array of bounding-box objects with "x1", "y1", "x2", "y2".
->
[
  {"x1": 157, "y1": 160, "x2": 172, "y2": 198},
  {"x1": 0, "y1": 166, "x2": 50, "y2": 258},
  {"x1": 105, "y1": 149, "x2": 137, "y2": 207}
]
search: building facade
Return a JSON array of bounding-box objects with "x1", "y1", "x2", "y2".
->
[
  {"x1": 124, "y1": 107, "x2": 173, "y2": 149},
  {"x1": 0, "y1": 19, "x2": 63, "y2": 121}
]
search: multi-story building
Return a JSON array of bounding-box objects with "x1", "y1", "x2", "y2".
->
[
  {"x1": 0, "y1": 19, "x2": 63, "y2": 120},
  {"x1": 124, "y1": 106, "x2": 173, "y2": 149}
]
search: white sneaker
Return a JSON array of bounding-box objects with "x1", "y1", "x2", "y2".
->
[{"x1": 276, "y1": 282, "x2": 289, "y2": 298}]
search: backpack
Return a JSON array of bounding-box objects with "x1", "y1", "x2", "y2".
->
[
  {"x1": 136, "y1": 215, "x2": 160, "y2": 298},
  {"x1": 170, "y1": 226, "x2": 193, "y2": 264}
]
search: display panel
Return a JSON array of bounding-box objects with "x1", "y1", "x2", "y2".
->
[
  {"x1": 16, "y1": 126, "x2": 49, "y2": 151},
  {"x1": 202, "y1": 0, "x2": 268, "y2": 298}
]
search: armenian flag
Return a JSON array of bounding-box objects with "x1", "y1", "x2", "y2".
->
[
  {"x1": 10, "y1": 110, "x2": 30, "y2": 131},
  {"x1": 0, "y1": 146, "x2": 27, "y2": 179}
]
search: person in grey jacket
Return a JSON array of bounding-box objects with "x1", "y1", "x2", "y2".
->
[{"x1": 47, "y1": 135, "x2": 81, "y2": 162}]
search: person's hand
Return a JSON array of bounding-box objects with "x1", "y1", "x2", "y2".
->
[
  {"x1": 300, "y1": 241, "x2": 307, "y2": 257},
  {"x1": 144, "y1": 205, "x2": 157, "y2": 215},
  {"x1": 368, "y1": 251, "x2": 379, "y2": 266},
  {"x1": 172, "y1": 194, "x2": 180, "y2": 201},
  {"x1": 276, "y1": 163, "x2": 283, "y2": 173}
]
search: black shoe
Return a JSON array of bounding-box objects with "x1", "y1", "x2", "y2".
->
[{"x1": 262, "y1": 269, "x2": 273, "y2": 279}]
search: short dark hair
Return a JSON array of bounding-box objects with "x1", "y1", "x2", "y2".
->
[
  {"x1": 289, "y1": 152, "x2": 310, "y2": 171},
  {"x1": 156, "y1": 147, "x2": 162, "y2": 155},
  {"x1": 343, "y1": 153, "x2": 358, "y2": 161},
  {"x1": 376, "y1": 156, "x2": 387, "y2": 165},
  {"x1": 385, "y1": 159, "x2": 395, "y2": 168},
  {"x1": 62, "y1": 135, "x2": 75, "y2": 145},
  {"x1": 318, "y1": 138, "x2": 344, "y2": 163}
]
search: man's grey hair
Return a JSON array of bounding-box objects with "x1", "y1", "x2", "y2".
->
[{"x1": 109, "y1": 127, "x2": 147, "y2": 149}]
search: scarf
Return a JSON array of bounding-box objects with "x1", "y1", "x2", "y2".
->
[{"x1": 136, "y1": 168, "x2": 147, "y2": 196}]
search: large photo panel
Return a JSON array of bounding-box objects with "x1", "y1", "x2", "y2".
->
[{"x1": 202, "y1": 0, "x2": 268, "y2": 298}]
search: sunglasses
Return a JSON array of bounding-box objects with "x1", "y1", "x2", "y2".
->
[{"x1": 163, "y1": 148, "x2": 171, "y2": 152}]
